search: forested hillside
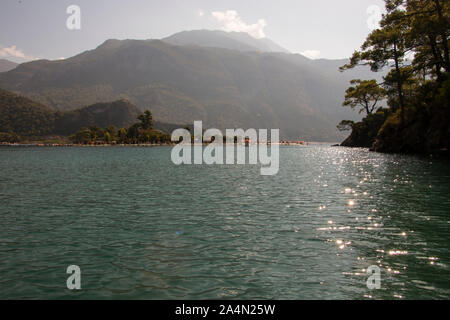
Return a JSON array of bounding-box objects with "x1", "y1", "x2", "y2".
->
[
  {"x1": 0, "y1": 31, "x2": 377, "y2": 141},
  {"x1": 0, "y1": 89, "x2": 173, "y2": 140},
  {"x1": 339, "y1": 0, "x2": 449, "y2": 154}
]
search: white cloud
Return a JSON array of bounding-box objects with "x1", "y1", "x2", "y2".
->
[
  {"x1": 197, "y1": 9, "x2": 205, "y2": 17},
  {"x1": 0, "y1": 45, "x2": 37, "y2": 61},
  {"x1": 211, "y1": 10, "x2": 266, "y2": 39},
  {"x1": 300, "y1": 50, "x2": 321, "y2": 59}
]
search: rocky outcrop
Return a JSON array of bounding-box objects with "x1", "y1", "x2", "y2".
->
[{"x1": 340, "y1": 109, "x2": 389, "y2": 148}]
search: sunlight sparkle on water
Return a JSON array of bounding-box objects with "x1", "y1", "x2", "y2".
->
[{"x1": 389, "y1": 250, "x2": 408, "y2": 256}]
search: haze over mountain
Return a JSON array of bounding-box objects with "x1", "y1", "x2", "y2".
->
[
  {"x1": 163, "y1": 30, "x2": 290, "y2": 54},
  {"x1": 0, "y1": 59, "x2": 18, "y2": 73},
  {"x1": 0, "y1": 30, "x2": 381, "y2": 141}
]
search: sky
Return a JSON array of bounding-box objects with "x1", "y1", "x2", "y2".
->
[{"x1": 0, "y1": 0, "x2": 385, "y2": 63}]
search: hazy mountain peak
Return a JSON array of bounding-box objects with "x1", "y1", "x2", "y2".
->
[
  {"x1": 0, "y1": 37, "x2": 377, "y2": 141},
  {"x1": 163, "y1": 29, "x2": 290, "y2": 53},
  {"x1": 97, "y1": 39, "x2": 123, "y2": 48},
  {"x1": 0, "y1": 59, "x2": 19, "y2": 73}
]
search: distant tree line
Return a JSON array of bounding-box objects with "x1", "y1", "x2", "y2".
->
[{"x1": 69, "y1": 110, "x2": 172, "y2": 144}]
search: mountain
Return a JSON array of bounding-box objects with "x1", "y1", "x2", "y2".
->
[
  {"x1": 54, "y1": 99, "x2": 142, "y2": 135},
  {"x1": 0, "y1": 59, "x2": 18, "y2": 73},
  {"x1": 0, "y1": 88, "x2": 55, "y2": 136},
  {"x1": 0, "y1": 88, "x2": 165, "y2": 137},
  {"x1": 163, "y1": 30, "x2": 290, "y2": 53},
  {"x1": 0, "y1": 32, "x2": 379, "y2": 141}
]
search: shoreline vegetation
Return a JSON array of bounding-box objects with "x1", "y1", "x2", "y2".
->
[
  {"x1": 0, "y1": 140, "x2": 309, "y2": 147},
  {"x1": 0, "y1": 132, "x2": 309, "y2": 148},
  {"x1": 0, "y1": 88, "x2": 310, "y2": 147},
  {"x1": 0, "y1": 104, "x2": 308, "y2": 147},
  {"x1": 337, "y1": 0, "x2": 449, "y2": 156},
  {"x1": 0, "y1": 88, "x2": 309, "y2": 148}
]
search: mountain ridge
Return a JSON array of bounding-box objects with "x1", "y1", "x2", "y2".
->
[
  {"x1": 163, "y1": 30, "x2": 290, "y2": 54},
  {"x1": 0, "y1": 59, "x2": 18, "y2": 73},
  {"x1": 0, "y1": 88, "x2": 180, "y2": 137},
  {"x1": 0, "y1": 31, "x2": 380, "y2": 141}
]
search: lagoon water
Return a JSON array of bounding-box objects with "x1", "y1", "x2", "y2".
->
[{"x1": 0, "y1": 145, "x2": 449, "y2": 299}]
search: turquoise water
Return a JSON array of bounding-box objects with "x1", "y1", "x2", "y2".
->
[{"x1": 0, "y1": 145, "x2": 449, "y2": 299}]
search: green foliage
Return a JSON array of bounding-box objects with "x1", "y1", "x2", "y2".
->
[
  {"x1": 341, "y1": 109, "x2": 390, "y2": 148},
  {"x1": 69, "y1": 110, "x2": 172, "y2": 145},
  {"x1": 343, "y1": 79, "x2": 386, "y2": 114},
  {"x1": 337, "y1": 120, "x2": 355, "y2": 132},
  {"x1": 374, "y1": 77, "x2": 450, "y2": 153},
  {"x1": 69, "y1": 128, "x2": 93, "y2": 144},
  {"x1": 0, "y1": 132, "x2": 21, "y2": 143},
  {"x1": 118, "y1": 128, "x2": 127, "y2": 142},
  {"x1": 138, "y1": 110, "x2": 154, "y2": 130},
  {"x1": 0, "y1": 88, "x2": 55, "y2": 136},
  {"x1": 339, "y1": 0, "x2": 449, "y2": 153}
]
